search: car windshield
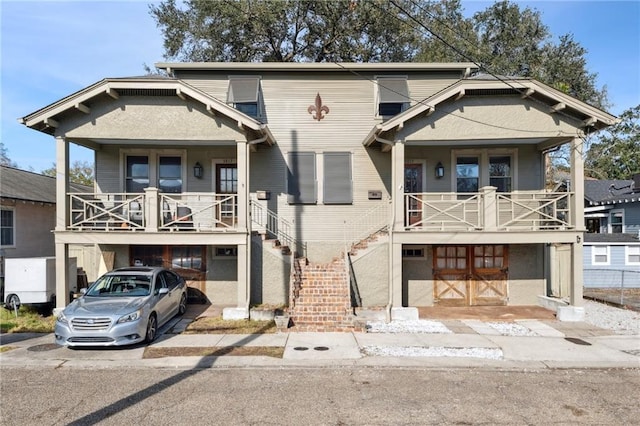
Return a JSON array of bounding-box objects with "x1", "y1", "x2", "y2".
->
[{"x1": 86, "y1": 274, "x2": 152, "y2": 297}]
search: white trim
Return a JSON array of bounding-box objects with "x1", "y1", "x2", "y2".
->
[
  {"x1": 120, "y1": 148, "x2": 186, "y2": 192},
  {"x1": 0, "y1": 206, "x2": 16, "y2": 248},
  {"x1": 608, "y1": 209, "x2": 625, "y2": 233},
  {"x1": 451, "y1": 148, "x2": 518, "y2": 192},
  {"x1": 591, "y1": 245, "x2": 610, "y2": 266},
  {"x1": 626, "y1": 245, "x2": 640, "y2": 266}
]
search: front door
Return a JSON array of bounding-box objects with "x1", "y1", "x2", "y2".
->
[
  {"x1": 216, "y1": 164, "x2": 237, "y2": 226},
  {"x1": 405, "y1": 164, "x2": 423, "y2": 226},
  {"x1": 433, "y1": 245, "x2": 509, "y2": 306}
]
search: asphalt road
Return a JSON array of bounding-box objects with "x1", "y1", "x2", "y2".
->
[{"x1": 1, "y1": 367, "x2": 639, "y2": 425}]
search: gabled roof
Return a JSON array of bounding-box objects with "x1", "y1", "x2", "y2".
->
[
  {"x1": 363, "y1": 76, "x2": 618, "y2": 146},
  {"x1": 585, "y1": 179, "x2": 639, "y2": 205},
  {"x1": 0, "y1": 166, "x2": 91, "y2": 204},
  {"x1": 19, "y1": 77, "x2": 275, "y2": 145}
]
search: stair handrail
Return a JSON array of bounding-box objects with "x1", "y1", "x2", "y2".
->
[
  {"x1": 343, "y1": 200, "x2": 392, "y2": 250},
  {"x1": 250, "y1": 200, "x2": 307, "y2": 257}
]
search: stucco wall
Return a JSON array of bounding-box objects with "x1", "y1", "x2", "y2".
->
[
  {"x1": 508, "y1": 244, "x2": 546, "y2": 305},
  {"x1": 252, "y1": 238, "x2": 291, "y2": 306},
  {"x1": 352, "y1": 242, "x2": 389, "y2": 307}
]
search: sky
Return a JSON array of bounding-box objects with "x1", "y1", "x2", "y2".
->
[{"x1": 1, "y1": 0, "x2": 639, "y2": 173}]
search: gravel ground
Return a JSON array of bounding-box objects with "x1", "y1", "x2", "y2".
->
[
  {"x1": 363, "y1": 299, "x2": 639, "y2": 359},
  {"x1": 583, "y1": 299, "x2": 640, "y2": 335}
]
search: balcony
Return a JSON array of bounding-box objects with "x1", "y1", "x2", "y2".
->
[
  {"x1": 404, "y1": 187, "x2": 574, "y2": 232},
  {"x1": 68, "y1": 190, "x2": 238, "y2": 232}
]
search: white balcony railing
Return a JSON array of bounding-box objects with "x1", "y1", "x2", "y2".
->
[
  {"x1": 68, "y1": 192, "x2": 238, "y2": 232},
  {"x1": 404, "y1": 188, "x2": 574, "y2": 232}
]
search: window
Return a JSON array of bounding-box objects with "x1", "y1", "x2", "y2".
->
[
  {"x1": 489, "y1": 156, "x2": 512, "y2": 192},
  {"x1": 591, "y1": 246, "x2": 610, "y2": 265},
  {"x1": 402, "y1": 247, "x2": 424, "y2": 258},
  {"x1": 125, "y1": 156, "x2": 149, "y2": 193},
  {"x1": 456, "y1": 157, "x2": 479, "y2": 192},
  {"x1": 227, "y1": 77, "x2": 261, "y2": 119},
  {"x1": 609, "y1": 210, "x2": 624, "y2": 233},
  {"x1": 215, "y1": 246, "x2": 238, "y2": 257},
  {"x1": 323, "y1": 152, "x2": 352, "y2": 204},
  {"x1": 377, "y1": 77, "x2": 409, "y2": 117},
  {"x1": 454, "y1": 149, "x2": 517, "y2": 193},
  {"x1": 287, "y1": 152, "x2": 316, "y2": 204},
  {"x1": 124, "y1": 152, "x2": 184, "y2": 193},
  {"x1": 160, "y1": 270, "x2": 181, "y2": 290},
  {"x1": 626, "y1": 246, "x2": 640, "y2": 265},
  {"x1": 159, "y1": 157, "x2": 182, "y2": 193},
  {"x1": 1, "y1": 208, "x2": 15, "y2": 247}
]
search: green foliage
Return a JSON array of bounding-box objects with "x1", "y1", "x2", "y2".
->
[
  {"x1": 41, "y1": 160, "x2": 94, "y2": 186},
  {"x1": 585, "y1": 105, "x2": 640, "y2": 180},
  {"x1": 150, "y1": 0, "x2": 608, "y2": 108},
  {"x1": 0, "y1": 306, "x2": 55, "y2": 333},
  {"x1": 0, "y1": 142, "x2": 18, "y2": 168}
]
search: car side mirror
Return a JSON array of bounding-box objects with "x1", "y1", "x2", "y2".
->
[
  {"x1": 158, "y1": 287, "x2": 169, "y2": 295},
  {"x1": 80, "y1": 288, "x2": 87, "y2": 295}
]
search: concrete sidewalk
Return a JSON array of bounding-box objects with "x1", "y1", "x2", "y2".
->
[{"x1": 1, "y1": 317, "x2": 638, "y2": 370}]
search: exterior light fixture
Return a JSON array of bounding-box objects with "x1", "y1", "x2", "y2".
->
[
  {"x1": 435, "y1": 162, "x2": 445, "y2": 179},
  {"x1": 193, "y1": 162, "x2": 203, "y2": 179}
]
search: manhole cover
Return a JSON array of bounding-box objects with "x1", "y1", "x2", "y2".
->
[
  {"x1": 314, "y1": 346, "x2": 329, "y2": 351},
  {"x1": 564, "y1": 337, "x2": 591, "y2": 346},
  {"x1": 27, "y1": 343, "x2": 59, "y2": 352},
  {"x1": 293, "y1": 346, "x2": 309, "y2": 351}
]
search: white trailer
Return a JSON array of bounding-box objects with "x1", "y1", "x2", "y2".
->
[{"x1": 3, "y1": 257, "x2": 76, "y2": 310}]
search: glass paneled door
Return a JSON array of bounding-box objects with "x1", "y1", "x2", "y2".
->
[
  {"x1": 405, "y1": 164, "x2": 423, "y2": 226},
  {"x1": 433, "y1": 245, "x2": 509, "y2": 306},
  {"x1": 216, "y1": 164, "x2": 237, "y2": 226}
]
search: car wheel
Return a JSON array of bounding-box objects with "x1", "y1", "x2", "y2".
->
[
  {"x1": 178, "y1": 293, "x2": 187, "y2": 316},
  {"x1": 145, "y1": 314, "x2": 157, "y2": 344},
  {"x1": 4, "y1": 294, "x2": 20, "y2": 310}
]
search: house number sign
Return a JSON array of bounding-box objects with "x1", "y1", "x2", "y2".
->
[{"x1": 308, "y1": 93, "x2": 329, "y2": 121}]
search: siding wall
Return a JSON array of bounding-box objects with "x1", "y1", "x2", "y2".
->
[
  {"x1": 1, "y1": 201, "x2": 55, "y2": 258},
  {"x1": 583, "y1": 244, "x2": 640, "y2": 288}
]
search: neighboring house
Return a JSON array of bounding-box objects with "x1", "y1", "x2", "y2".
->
[
  {"x1": 19, "y1": 62, "x2": 617, "y2": 325},
  {"x1": 583, "y1": 177, "x2": 640, "y2": 289},
  {"x1": 0, "y1": 166, "x2": 97, "y2": 292}
]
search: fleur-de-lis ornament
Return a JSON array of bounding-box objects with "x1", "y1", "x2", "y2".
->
[{"x1": 308, "y1": 93, "x2": 329, "y2": 121}]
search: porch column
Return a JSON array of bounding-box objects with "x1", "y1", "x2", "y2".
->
[
  {"x1": 236, "y1": 141, "x2": 248, "y2": 230},
  {"x1": 481, "y1": 186, "x2": 498, "y2": 231},
  {"x1": 558, "y1": 136, "x2": 585, "y2": 321},
  {"x1": 55, "y1": 136, "x2": 69, "y2": 231},
  {"x1": 54, "y1": 243, "x2": 69, "y2": 311},
  {"x1": 144, "y1": 187, "x2": 159, "y2": 232},
  {"x1": 392, "y1": 141, "x2": 405, "y2": 230}
]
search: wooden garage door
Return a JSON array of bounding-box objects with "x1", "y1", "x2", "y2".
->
[{"x1": 433, "y1": 245, "x2": 508, "y2": 306}]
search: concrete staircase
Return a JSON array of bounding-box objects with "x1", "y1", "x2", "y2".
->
[{"x1": 288, "y1": 257, "x2": 363, "y2": 332}]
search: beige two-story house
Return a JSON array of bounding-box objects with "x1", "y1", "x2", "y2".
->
[{"x1": 20, "y1": 63, "x2": 616, "y2": 326}]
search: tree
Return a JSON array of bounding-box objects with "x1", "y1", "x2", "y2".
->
[
  {"x1": 42, "y1": 160, "x2": 95, "y2": 186},
  {"x1": 150, "y1": 0, "x2": 425, "y2": 62},
  {"x1": 584, "y1": 105, "x2": 640, "y2": 180},
  {"x1": 151, "y1": 0, "x2": 608, "y2": 108},
  {"x1": 0, "y1": 142, "x2": 18, "y2": 168}
]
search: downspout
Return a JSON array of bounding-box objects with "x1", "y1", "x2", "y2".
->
[{"x1": 384, "y1": 136, "x2": 396, "y2": 323}]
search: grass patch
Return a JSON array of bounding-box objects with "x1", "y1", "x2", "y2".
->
[
  {"x1": 0, "y1": 346, "x2": 16, "y2": 353},
  {"x1": 185, "y1": 317, "x2": 276, "y2": 334},
  {"x1": 0, "y1": 307, "x2": 55, "y2": 333},
  {"x1": 143, "y1": 346, "x2": 284, "y2": 358}
]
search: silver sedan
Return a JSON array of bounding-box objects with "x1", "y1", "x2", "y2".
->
[{"x1": 54, "y1": 267, "x2": 187, "y2": 347}]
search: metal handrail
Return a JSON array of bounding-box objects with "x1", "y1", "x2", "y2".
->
[{"x1": 250, "y1": 201, "x2": 307, "y2": 257}]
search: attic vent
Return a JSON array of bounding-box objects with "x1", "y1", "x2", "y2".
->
[
  {"x1": 466, "y1": 89, "x2": 520, "y2": 96},
  {"x1": 117, "y1": 88, "x2": 176, "y2": 97}
]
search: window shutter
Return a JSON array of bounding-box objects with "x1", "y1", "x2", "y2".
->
[
  {"x1": 378, "y1": 78, "x2": 409, "y2": 103},
  {"x1": 227, "y1": 78, "x2": 260, "y2": 103},
  {"x1": 287, "y1": 152, "x2": 316, "y2": 204},
  {"x1": 324, "y1": 152, "x2": 352, "y2": 204}
]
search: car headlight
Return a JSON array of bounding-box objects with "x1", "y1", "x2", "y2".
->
[
  {"x1": 57, "y1": 312, "x2": 68, "y2": 325},
  {"x1": 117, "y1": 310, "x2": 141, "y2": 324}
]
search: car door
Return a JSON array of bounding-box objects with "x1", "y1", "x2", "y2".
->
[
  {"x1": 162, "y1": 271, "x2": 182, "y2": 316},
  {"x1": 153, "y1": 272, "x2": 173, "y2": 326}
]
